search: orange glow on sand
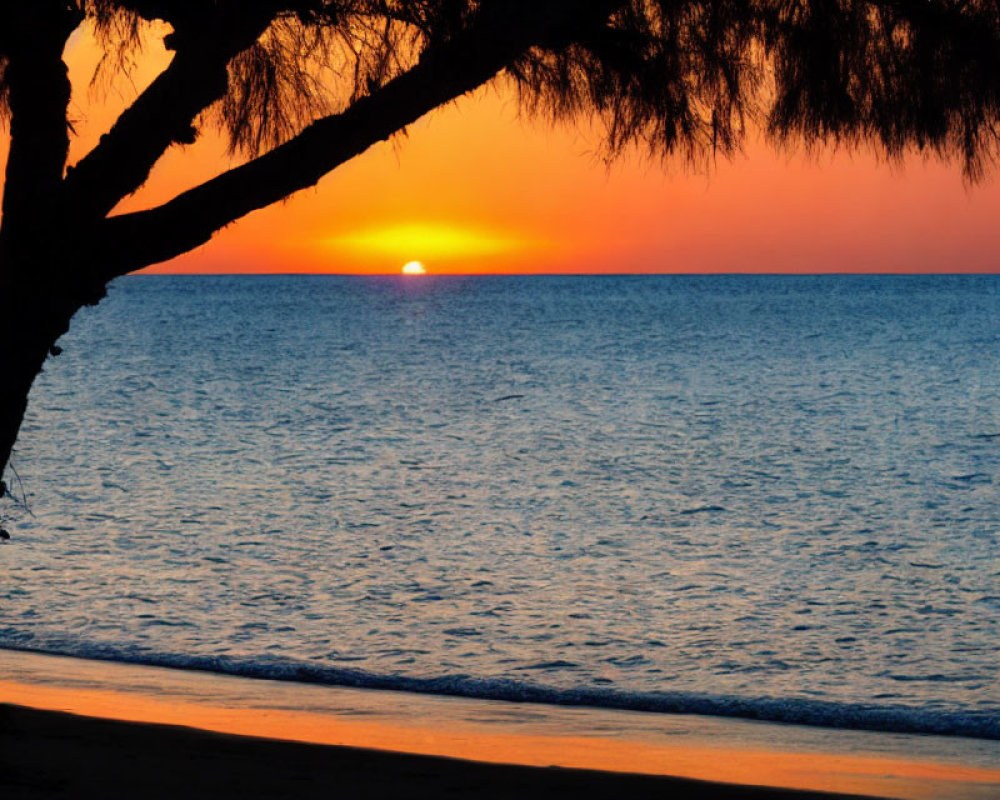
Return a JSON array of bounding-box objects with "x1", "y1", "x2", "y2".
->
[{"x1": 2, "y1": 678, "x2": 999, "y2": 800}]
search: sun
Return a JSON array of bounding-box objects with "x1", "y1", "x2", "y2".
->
[{"x1": 402, "y1": 261, "x2": 427, "y2": 275}]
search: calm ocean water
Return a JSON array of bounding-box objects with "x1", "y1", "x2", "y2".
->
[{"x1": 1, "y1": 275, "x2": 998, "y2": 738}]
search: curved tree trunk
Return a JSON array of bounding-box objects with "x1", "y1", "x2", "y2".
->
[
  {"x1": 0, "y1": 273, "x2": 80, "y2": 490},
  {"x1": 0, "y1": 3, "x2": 84, "y2": 494},
  {"x1": 0, "y1": 329, "x2": 51, "y2": 493}
]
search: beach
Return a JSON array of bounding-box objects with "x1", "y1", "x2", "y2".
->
[
  {"x1": 2, "y1": 650, "x2": 999, "y2": 800},
  {"x1": 3, "y1": 702, "x2": 886, "y2": 800}
]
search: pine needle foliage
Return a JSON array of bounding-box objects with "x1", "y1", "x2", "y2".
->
[{"x1": 1, "y1": 1, "x2": 999, "y2": 178}]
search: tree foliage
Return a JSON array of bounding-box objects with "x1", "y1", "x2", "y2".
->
[{"x1": 3, "y1": 1, "x2": 1000, "y2": 183}]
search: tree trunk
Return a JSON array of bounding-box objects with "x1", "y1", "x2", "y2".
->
[
  {"x1": 0, "y1": 3, "x2": 83, "y2": 493},
  {"x1": 0, "y1": 272, "x2": 80, "y2": 491}
]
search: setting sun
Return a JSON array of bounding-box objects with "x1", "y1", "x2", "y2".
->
[{"x1": 402, "y1": 261, "x2": 427, "y2": 275}]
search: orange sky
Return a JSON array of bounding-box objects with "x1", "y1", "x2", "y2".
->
[{"x1": 6, "y1": 25, "x2": 1000, "y2": 275}]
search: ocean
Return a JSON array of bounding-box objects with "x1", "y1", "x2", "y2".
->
[{"x1": 2, "y1": 274, "x2": 998, "y2": 739}]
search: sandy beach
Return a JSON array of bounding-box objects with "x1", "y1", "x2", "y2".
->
[
  {"x1": 1, "y1": 651, "x2": 999, "y2": 800},
  {"x1": 2, "y1": 702, "x2": 885, "y2": 800}
]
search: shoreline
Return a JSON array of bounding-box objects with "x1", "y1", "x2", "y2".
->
[
  {"x1": 3, "y1": 644, "x2": 996, "y2": 741},
  {"x1": 2, "y1": 649, "x2": 999, "y2": 799}
]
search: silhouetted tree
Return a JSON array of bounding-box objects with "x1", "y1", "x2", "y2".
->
[{"x1": 2, "y1": 0, "x2": 1000, "y2": 496}]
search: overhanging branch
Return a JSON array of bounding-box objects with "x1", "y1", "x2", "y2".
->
[
  {"x1": 97, "y1": 0, "x2": 623, "y2": 278},
  {"x1": 64, "y1": 9, "x2": 275, "y2": 219}
]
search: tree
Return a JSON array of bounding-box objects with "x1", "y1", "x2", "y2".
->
[{"x1": 1, "y1": 0, "x2": 1000, "y2": 500}]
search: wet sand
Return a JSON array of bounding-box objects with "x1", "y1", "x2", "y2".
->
[{"x1": 1, "y1": 703, "x2": 879, "y2": 800}]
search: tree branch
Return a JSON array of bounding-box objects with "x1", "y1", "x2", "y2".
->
[
  {"x1": 97, "y1": 0, "x2": 623, "y2": 277},
  {"x1": 64, "y1": 9, "x2": 275, "y2": 219},
  {"x1": 64, "y1": 1, "x2": 408, "y2": 218}
]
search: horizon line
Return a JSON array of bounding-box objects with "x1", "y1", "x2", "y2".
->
[{"x1": 130, "y1": 271, "x2": 1000, "y2": 277}]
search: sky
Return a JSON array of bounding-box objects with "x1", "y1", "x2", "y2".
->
[{"x1": 9, "y1": 25, "x2": 1000, "y2": 275}]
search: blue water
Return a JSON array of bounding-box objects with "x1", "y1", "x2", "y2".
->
[{"x1": 1, "y1": 275, "x2": 998, "y2": 738}]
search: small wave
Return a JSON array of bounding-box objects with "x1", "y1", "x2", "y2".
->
[
  {"x1": 2, "y1": 642, "x2": 998, "y2": 741},
  {"x1": 678, "y1": 505, "x2": 726, "y2": 515}
]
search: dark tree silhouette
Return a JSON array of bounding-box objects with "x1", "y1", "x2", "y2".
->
[{"x1": 2, "y1": 0, "x2": 1000, "y2": 496}]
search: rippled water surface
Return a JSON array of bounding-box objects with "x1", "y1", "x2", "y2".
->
[{"x1": 2, "y1": 275, "x2": 998, "y2": 735}]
